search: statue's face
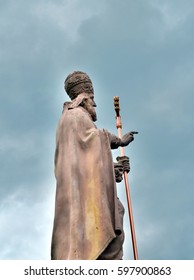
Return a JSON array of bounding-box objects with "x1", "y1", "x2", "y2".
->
[{"x1": 84, "y1": 93, "x2": 97, "y2": 122}]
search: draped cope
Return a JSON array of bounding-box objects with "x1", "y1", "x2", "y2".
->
[{"x1": 51, "y1": 106, "x2": 122, "y2": 260}]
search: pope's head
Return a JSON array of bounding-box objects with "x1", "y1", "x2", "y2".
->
[{"x1": 64, "y1": 71, "x2": 97, "y2": 121}]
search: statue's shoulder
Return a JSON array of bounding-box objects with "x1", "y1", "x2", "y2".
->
[
  {"x1": 60, "y1": 106, "x2": 90, "y2": 127},
  {"x1": 63, "y1": 106, "x2": 85, "y2": 118}
]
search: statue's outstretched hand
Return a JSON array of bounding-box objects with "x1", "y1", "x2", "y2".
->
[{"x1": 121, "y1": 131, "x2": 138, "y2": 147}]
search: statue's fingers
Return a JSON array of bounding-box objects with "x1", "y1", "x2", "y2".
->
[{"x1": 130, "y1": 131, "x2": 138, "y2": 135}]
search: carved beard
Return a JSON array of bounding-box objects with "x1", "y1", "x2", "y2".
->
[{"x1": 84, "y1": 100, "x2": 97, "y2": 122}]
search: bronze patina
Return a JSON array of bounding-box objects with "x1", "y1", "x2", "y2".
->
[{"x1": 51, "y1": 71, "x2": 136, "y2": 260}]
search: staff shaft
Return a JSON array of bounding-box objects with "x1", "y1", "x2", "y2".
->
[{"x1": 114, "y1": 97, "x2": 138, "y2": 260}]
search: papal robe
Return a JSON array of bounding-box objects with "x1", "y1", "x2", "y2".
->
[{"x1": 51, "y1": 104, "x2": 124, "y2": 260}]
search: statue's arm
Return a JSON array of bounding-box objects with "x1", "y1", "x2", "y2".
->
[
  {"x1": 107, "y1": 131, "x2": 137, "y2": 149},
  {"x1": 107, "y1": 132, "x2": 121, "y2": 149}
]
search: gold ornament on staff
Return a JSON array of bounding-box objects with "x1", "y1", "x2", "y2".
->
[{"x1": 114, "y1": 96, "x2": 138, "y2": 260}]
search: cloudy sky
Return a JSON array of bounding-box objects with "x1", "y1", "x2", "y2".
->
[{"x1": 0, "y1": 0, "x2": 194, "y2": 260}]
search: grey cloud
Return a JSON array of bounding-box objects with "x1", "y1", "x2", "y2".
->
[{"x1": 0, "y1": 185, "x2": 55, "y2": 259}]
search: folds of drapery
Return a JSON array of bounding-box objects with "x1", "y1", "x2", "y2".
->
[{"x1": 51, "y1": 106, "x2": 122, "y2": 260}]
